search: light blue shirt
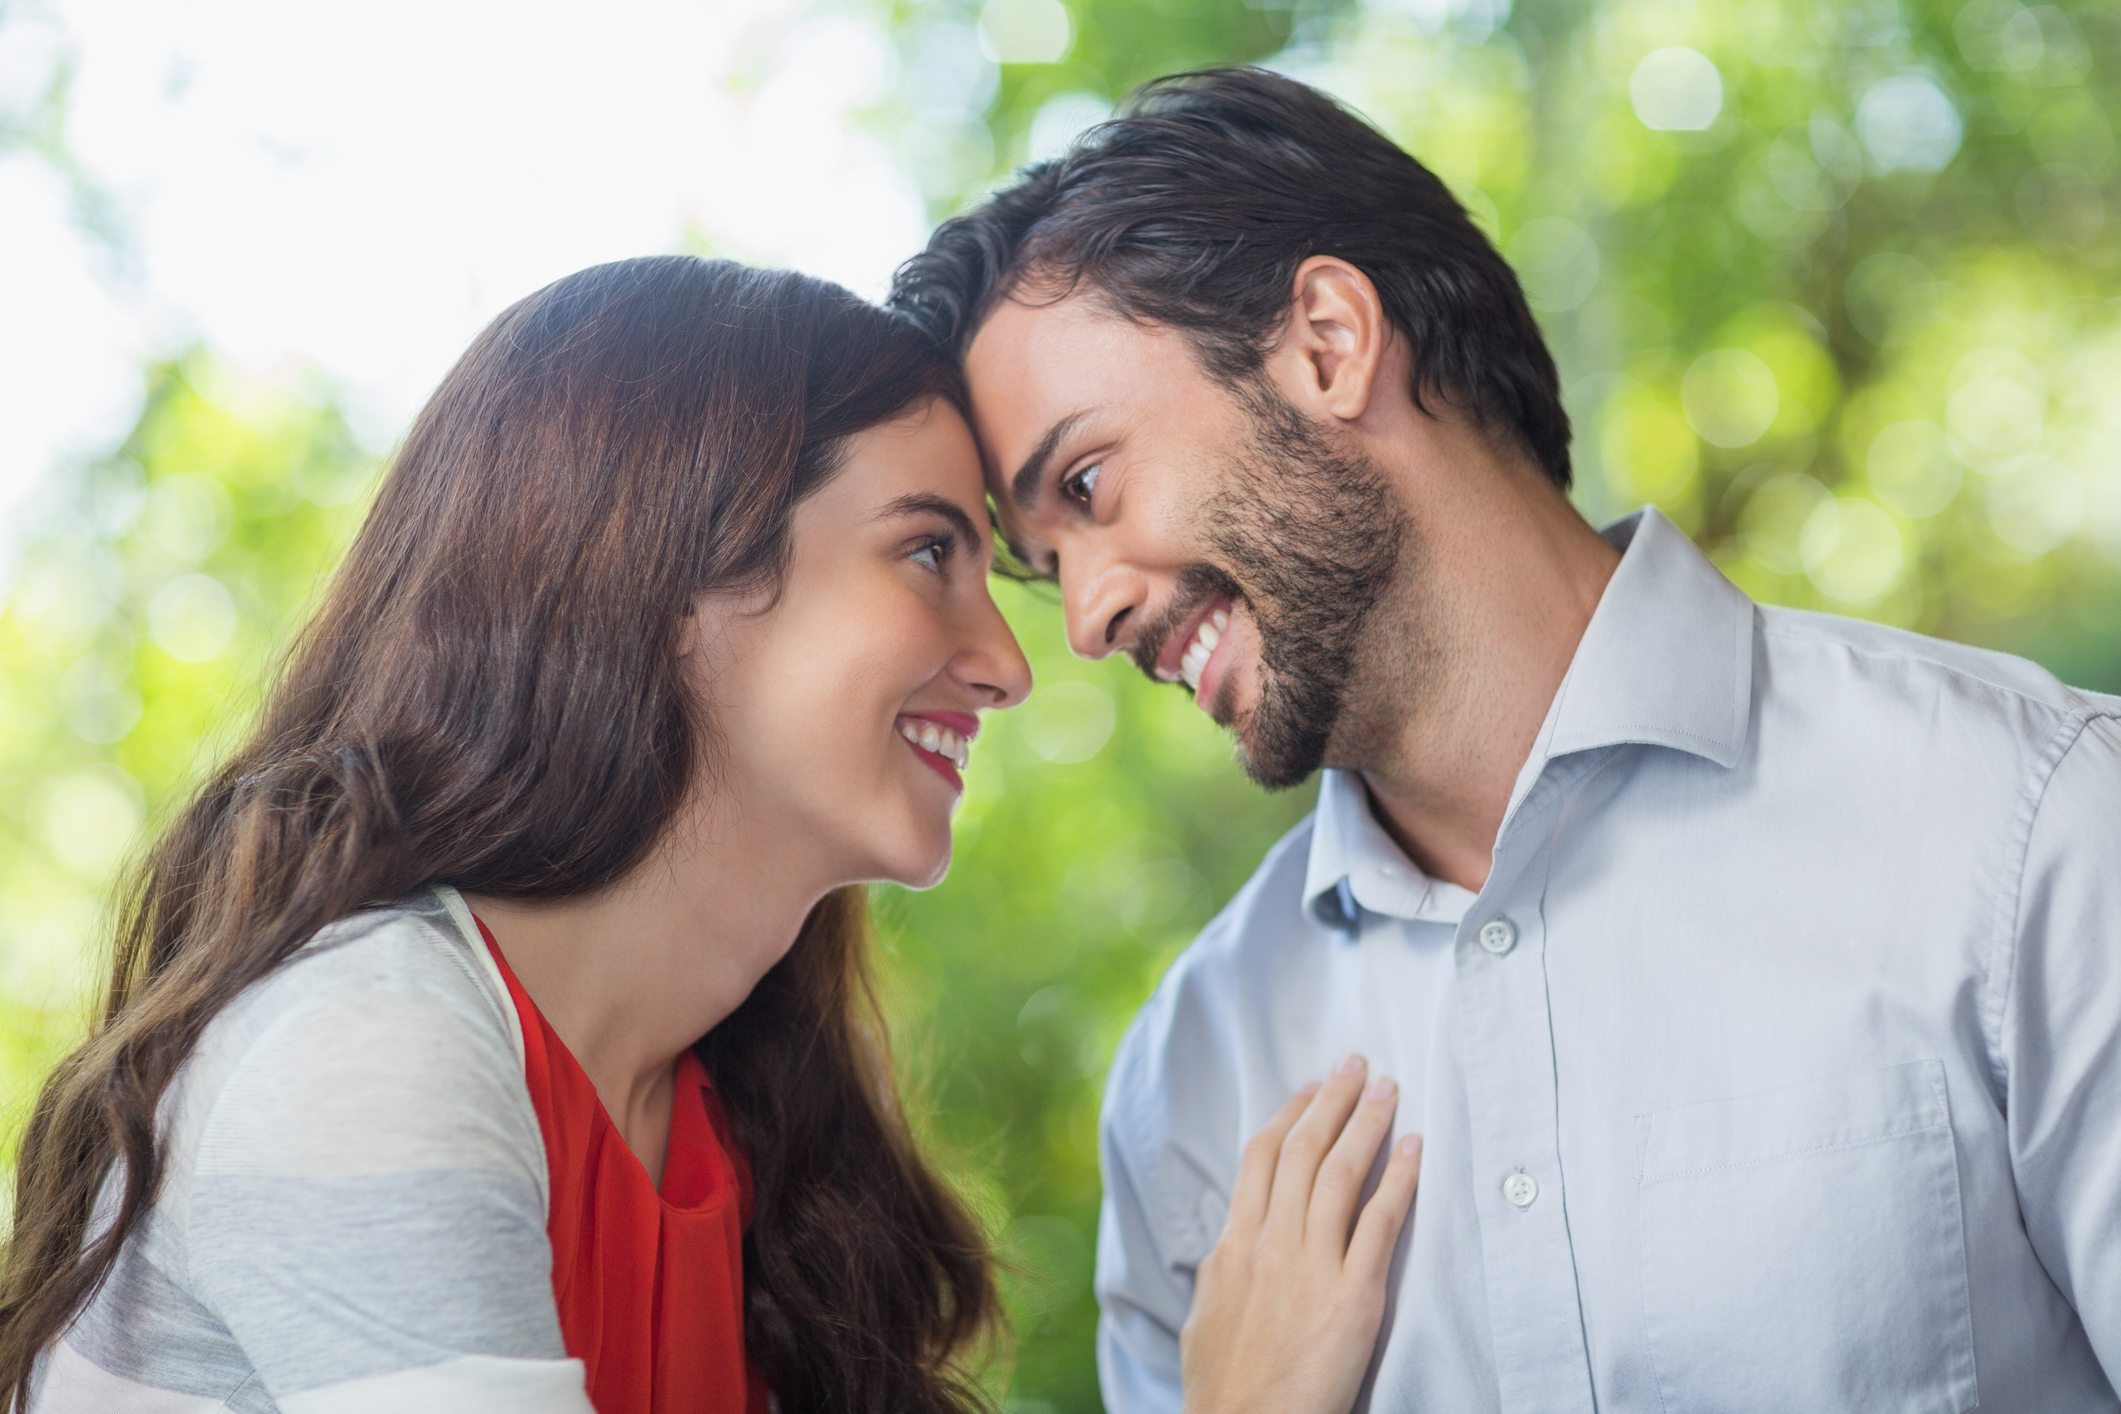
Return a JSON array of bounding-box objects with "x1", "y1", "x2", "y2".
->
[{"x1": 1095, "y1": 508, "x2": 2121, "y2": 1413}]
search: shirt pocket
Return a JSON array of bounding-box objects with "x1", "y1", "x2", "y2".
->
[{"x1": 1633, "y1": 1059, "x2": 1977, "y2": 1414}]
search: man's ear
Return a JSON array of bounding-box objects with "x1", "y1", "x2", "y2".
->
[{"x1": 1263, "y1": 256, "x2": 1389, "y2": 424}]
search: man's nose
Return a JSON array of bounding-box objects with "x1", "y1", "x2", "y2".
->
[{"x1": 1061, "y1": 552, "x2": 1147, "y2": 662}]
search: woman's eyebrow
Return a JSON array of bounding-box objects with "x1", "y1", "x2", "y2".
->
[{"x1": 875, "y1": 492, "x2": 979, "y2": 545}]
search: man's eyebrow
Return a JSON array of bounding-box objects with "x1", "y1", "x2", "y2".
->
[
  {"x1": 876, "y1": 492, "x2": 980, "y2": 547},
  {"x1": 1010, "y1": 410, "x2": 1093, "y2": 510}
]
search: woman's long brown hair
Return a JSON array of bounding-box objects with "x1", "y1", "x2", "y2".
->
[{"x1": 0, "y1": 256, "x2": 997, "y2": 1411}]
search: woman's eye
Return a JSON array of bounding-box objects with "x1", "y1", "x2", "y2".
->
[
  {"x1": 1062, "y1": 462, "x2": 1102, "y2": 505},
  {"x1": 910, "y1": 540, "x2": 947, "y2": 573}
]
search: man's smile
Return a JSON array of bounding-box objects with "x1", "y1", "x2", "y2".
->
[{"x1": 1154, "y1": 596, "x2": 1233, "y2": 692}]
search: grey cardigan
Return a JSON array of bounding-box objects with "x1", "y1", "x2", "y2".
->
[{"x1": 30, "y1": 888, "x2": 595, "y2": 1414}]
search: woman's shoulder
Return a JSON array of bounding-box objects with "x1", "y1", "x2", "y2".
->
[
  {"x1": 169, "y1": 891, "x2": 542, "y2": 1196},
  {"x1": 209, "y1": 890, "x2": 516, "y2": 1072},
  {"x1": 63, "y1": 895, "x2": 575, "y2": 1414}
]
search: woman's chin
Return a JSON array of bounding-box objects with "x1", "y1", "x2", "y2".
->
[
  {"x1": 854, "y1": 814, "x2": 955, "y2": 892},
  {"x1": 897, "y1": 839, "x2": 954, "y2": 892}
]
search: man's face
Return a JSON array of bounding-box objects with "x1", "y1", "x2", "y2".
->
[{"x1": 964, "y1": 290, "x2": 1407, "y2": 788}]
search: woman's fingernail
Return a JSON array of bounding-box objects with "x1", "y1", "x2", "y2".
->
[
  {"x1": 1367, "y1": 1076, "x2": 1397, "y2": 1103},
  {"x1": 1399, "y1": 1133, "x2": 1424, "y2": 1159},
  {"x1": 1335, "y1": 1052, "x2": 1366, "y2": 1076},
  {"x1": 1296, "y1": 1081, "x2": 1322, "y2": 1099}
]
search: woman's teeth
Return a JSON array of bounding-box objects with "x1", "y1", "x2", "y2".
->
[
  {"x1": 1179, "y1": 607, "x2": 1230, "y2": 692},
  {"x1": 899, "y1": 719, "x2": 972, "y2": 770}
]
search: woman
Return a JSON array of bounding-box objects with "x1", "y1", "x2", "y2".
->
[{"x1": 0, "y1": 256, "x2": 1417, "y2": 1414}]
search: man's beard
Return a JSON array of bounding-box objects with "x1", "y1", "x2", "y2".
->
[{"x1": 1131, "y1": 383, "x2": 1410, "y2": 789}]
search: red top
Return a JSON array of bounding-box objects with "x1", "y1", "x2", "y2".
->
[{"x1": 477, "y1": 918, "x2": 769, "y2": 1414}]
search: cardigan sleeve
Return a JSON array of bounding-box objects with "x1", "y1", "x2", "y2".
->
[{"x1": 183, "y1": 916, "x2": 594, "y2": 1414}]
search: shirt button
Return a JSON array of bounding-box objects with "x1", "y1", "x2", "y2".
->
[
  {"x1": 1503, "y1": 1172, "x2": 1539, "y2": 1208},
  {"x1": 1478, "y1": 918, "x2": 1517, "y2": 956}
]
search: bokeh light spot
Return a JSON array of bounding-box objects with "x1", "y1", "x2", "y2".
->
[
  {"x1": 1629, "y1": 47, "x2": 1722, "y2": 132},
  {"x1": 1868, "y1": 421, "x2": 1962, "y2": 519},
  {"x1": 9, "y1": 558, "x2": 112, "y2": 655},
  {"x1": 148, "y1": 573, "x2": 238, "y2": 663},
  {"x1": 1986, "y1": 453, "x2": 2084, "y2": 556},
  {"x1": 1022, "y1": 680, "x2": 1115, "y2": 764},
  {"x1": 1682, "y1": 348, "x2": 1779, "y2": 448},
  {"x1": 144, "y1": 473, "x2": 234, "y2": 563},
  {"x1": 1955, "y1": 0, "x2": 2048, "y2": 73},
  {"x1": 977, "y1": 0, "x2": 1071, "y2": 65},
  {"x1": 1948, "y1": 375, "x2": 2044, "y2": 455},
  {"x1": 1600, "y1": 390, "x2": 1699, "y2": 505},
  {"x1": 1856, "y1": 75, "x2": 1963, "y2": 174},
  {"x1": 44, "y1": 763, "x2": 144, "y2": 878},
  {"x1": 903, "y1": 20, "x2": 999, "y2": 119},
  {"x1": 1801, "y1": 497, "x2": 1907, "y2": 604},
  {"x1": 1768, "y1": 123, "x2": 1858, "y2": 211},
  {"x1": 1740, "y1": 473, "x2": 1830, "y2": 573},
  {"x1": 57, "y1": 654, "x2": 142, "y2": 745}
]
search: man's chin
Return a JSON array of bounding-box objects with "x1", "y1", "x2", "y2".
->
[{"x1": 1229, "y1": 710, "x2": 1329, "y2": 792}]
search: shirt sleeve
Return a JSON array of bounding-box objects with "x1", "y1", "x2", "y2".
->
[
  {"x1": 184, "y1": 945, "x2": 593, "y2": 1414},
  {"x1": 2005, "y1": 712, "x2": 2121, "y2": 1382},
  {"x1": 1094, "y1": 1010, "x2": 1213, "y2": 1414}
]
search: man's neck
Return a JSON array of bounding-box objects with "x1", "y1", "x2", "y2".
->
[{"x1": 1343, "y1": 448, "x2": 1619, "y2": 894}]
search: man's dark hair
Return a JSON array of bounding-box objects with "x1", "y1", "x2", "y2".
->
[{"x1": 889, "y1": 65, "x2": 1572, "y2": 487}]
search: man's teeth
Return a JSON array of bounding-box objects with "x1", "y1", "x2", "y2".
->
[
  {"x1": 898, "y1": 719, "x2": 972, "y2": 770},
  {"x1": 1178, "y1": 607, "x2": 1230, "y2": 692}
]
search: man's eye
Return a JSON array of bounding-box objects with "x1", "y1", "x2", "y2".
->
[{"x1": 1061, "y1": 462, "x2": 1102, "y2": 505}]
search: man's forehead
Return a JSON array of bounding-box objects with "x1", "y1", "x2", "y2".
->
[
  {"x1": 964, "y1": 294, "x2": 1185, "y2": 469},
  {"x1": 966, "y1": 290, "x2": 1118, "y2": 403}
]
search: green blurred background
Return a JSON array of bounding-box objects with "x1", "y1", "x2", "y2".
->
[{"x1": 2, "y1": 0, "x2": 2117, "y2": 1408}]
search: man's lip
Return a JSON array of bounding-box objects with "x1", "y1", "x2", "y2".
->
[
  {"x1": 1154, "y1": 596, "x2": 1233, "y2": 683},
  {"x1": 1193, "y1": 626, "x2": 1232, "y2": 712},
  {"x1": 896, "y1": 710, "x2": 979, "y2": 739}
]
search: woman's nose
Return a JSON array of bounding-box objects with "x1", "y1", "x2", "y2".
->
[{"x1": 959, "y1": 594, "x2": 1033, "y2": 709}]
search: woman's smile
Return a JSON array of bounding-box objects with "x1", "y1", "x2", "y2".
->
[{"x1": 896, "y1": 710, "x2": 978, "y2": 791}]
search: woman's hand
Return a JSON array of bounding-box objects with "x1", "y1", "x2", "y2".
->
[{"x1": 1179, "y1": 1056, "x2": 1422, "y2": 1414}]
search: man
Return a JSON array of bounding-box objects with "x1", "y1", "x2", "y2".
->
[{"x1": 890, "y1": 68, "x2": 2121, "y2": 1412}]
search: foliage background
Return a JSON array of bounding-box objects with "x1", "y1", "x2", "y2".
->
[{"x1": 2, "y1": 0, "x2": 2117, "y2": 1409}]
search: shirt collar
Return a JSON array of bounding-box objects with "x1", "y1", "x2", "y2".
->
[
  {"x1": 1299, "y1": 506, "x2": 1755, "y2": 932},
  {"x1": 1303, "y1": 769, "x2": 1479, "y2": 931},
  {"x1": 1545, "y1": 506, "x2": 1756, "y2": 768}
]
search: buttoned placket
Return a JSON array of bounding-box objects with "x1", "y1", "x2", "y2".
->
[{"x1": 1452, "y1": 746, "x2": 1607, "y2": 1414}]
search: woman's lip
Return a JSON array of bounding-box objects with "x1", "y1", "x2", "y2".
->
[
  {"x1": 1156, "y1": 596, "x2": 1233, "y2": 682},
  {"x1": 897, "y1": 710, "x2": 979, "y2": 739},
  {"x1": 895, "y1": 710, "x2": 973, "y2": 795},
  {"x1": 900, "y1": 734, "x2": 963, "y2": 792}
]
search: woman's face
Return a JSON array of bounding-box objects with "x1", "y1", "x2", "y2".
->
[{"x1": 692, "y1": 398, "x2": 1032, "y2": 890}]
